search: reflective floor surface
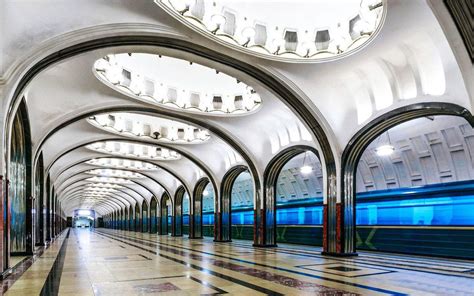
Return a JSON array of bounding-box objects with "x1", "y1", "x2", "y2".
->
[{"x1": 2, "y1": 228, "x2": 474, "y2": 295}]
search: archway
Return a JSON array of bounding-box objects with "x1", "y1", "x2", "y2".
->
[
  {"x1": 340, "y1": 103, "x2": 474, "y2": 256},
  {"x1": 150, "y1": 197, "x2": 158, "y2": 233},
  {"x1": 128, "y1": 205, "x2": 133, "y2": 231},
  {"x1": 191, "y1": 178, "x2": 215, "y2": 239},
  {"x1": 183, "y1": 192, "x2": 191, "y2": 236},
  {"x1": 219, "y1": 166, "x2": 254, "y2": 241},
  {"x1": 174, "y1": 187, "x2": 186, "y2": 237},
  {"x1": 142, "y1": 200, "x2": 148, "y2": 233},
  {"x1": 115, "y1": 211, "x2": 119, "y2": 229},
  {"x1": 2, "y1": 33, "x2": 338, "y2": 251},
  {"x1": 231, "y1": 171, "x2": 255, "y2": 241},
  {"x1": 134, "y1": 203, "x2": 140, "y2": 232},
  {"x1": 160, "y1": 193, "x2": 173, "y2": 235},
  {"x1": 120, "y1": 208, "x2": 125, "y2": 230},
  {"x1": 34, "y1": 153, "x2": 45, "y2": 246},
  {"x1": 263, "y1": 146, "x2": 322, "y2": 247},
  {"x1": 7, "y1": 99, "x2": 33, "y2": 267},
  {"x1": 351, "y1": 114, "x2": 474, "y2": 259},
  {"x1": 202, "y1": 182, "x2": 215, "y2": 238},
  {"x1": 123, "y1": 207, "x2": 128, "y2": 230},
  {"x1": 45, "y1": 176, "x2": 51, "y2": 242}
]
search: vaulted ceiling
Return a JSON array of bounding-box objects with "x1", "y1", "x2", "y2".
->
[{"x1": 0, "y1": 0, "x2": 471, "y2": 216}]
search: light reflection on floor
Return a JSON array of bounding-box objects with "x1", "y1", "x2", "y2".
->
[{"x1": 3, "y1": 228, "x2": 474, "y2": 295}]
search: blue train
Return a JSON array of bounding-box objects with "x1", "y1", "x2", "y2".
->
[{"x1": 183, "y1": 180, "x2": 474, "y2": 259}]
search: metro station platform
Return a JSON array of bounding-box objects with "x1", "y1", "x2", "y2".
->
[{"x1": 3, "y1": 228, "x2": 474, "y2": 295}]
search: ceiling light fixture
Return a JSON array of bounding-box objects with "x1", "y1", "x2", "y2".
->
[
  {"x1": 375, "y1": 131, "x2": 395, "y2": 157},
  {"x1": 86, "y1": 157, "x2": 159, "y2": 171},
  {"x1": 157, "y1": 0, "x2": 385, "y2": 62},
  {"x1": 86, "y1": 176, "x2": 134, "y2": 184},
  {"x1": 300, "y1": 151, "x2": 313, "y2": 175},
  {"x1": 375, "y1": 144, "x2": 395, "y2": 157},
  {"x1": 210, "y1": 13, "x2": 226, "y2": 34},
  {"x1": 94, "y1": 54, "x2": 262, "y2": 116},
  {"x1": 85, "y1": 168, "x2": 145, "y2": 179},
  {"x1": 88, "y1": 113, "x2": 211, "y2": 144},
  {"x1": 86, "y1": 141, "x2": 181, "y2": 160}
]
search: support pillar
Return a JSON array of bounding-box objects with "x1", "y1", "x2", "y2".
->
[{"x1": 322, "y1": 173, "x2": 358, "y2": 257}]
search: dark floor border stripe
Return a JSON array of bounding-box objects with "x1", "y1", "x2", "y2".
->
[
  {"x1": 108, "y1": 231, "x2": 406, "y2": 296},
  {"x1": 40, "y1": 229, "x2": 70, "y2": 296},
  {"x1": 94, "y1": 231, "x2": 283, "y2": 296},
  {"x1": 0, "y1": 229, "x2": 69, "y2": 294},
  {"x1": 127, "y1": 231, "x2": 474, "y2": 277},
  {"x1": 225, "y1": 241, "x2": 474, "y2": 278},
  {"x1": 188, "y1": 275, "x2": 227, "y2": 295},
  {"x1": 233, "y1": 241, "x2": 474, "y2": 269},
  {"x1": 99, "y1": 231, "x2": 353, "y2": 295},
  {"x1": 231, "y1": 242, "x2": 474, "y2": 279}
]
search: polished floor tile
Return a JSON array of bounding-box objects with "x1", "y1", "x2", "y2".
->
[{"x1": 2, "y1": 228, "x2": 474, "y2": 295}]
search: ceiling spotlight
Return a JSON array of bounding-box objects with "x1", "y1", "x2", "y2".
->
[
  {"x1": 241, "y1": 26, "x2": 256, "y2": 47},
  {"x1": 375, "y1": 131, "x2": 395, "y2": 157},
  {"x1": 210, "y1": 14, "x2": 226, "y2": 34},
  {"x1": 375, "y1": 145, "x2": 395, "y2": 157},
  {"x1": 299, "y1": 151, "x2": 313, "y2": 175},
  {"x1": 300, "y1": 165, "x2": 312, "y2": 175},
  {"x1": 172, "y1": 0, "x2": 194, "y2": 14}
]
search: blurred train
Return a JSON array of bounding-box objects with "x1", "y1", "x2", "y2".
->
[{"x1": 183, "y1": 180, "x2": 474, "y2": 259}]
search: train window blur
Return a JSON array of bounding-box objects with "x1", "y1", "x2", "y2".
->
[
  {"x1": 231, "y1": 171, "x2": 254, "y2": 225},
  {"x1": 276, "y1": 151, "x2": 323, "y2": 226},
  {"x1": 183, "y1": 192, "x2": 190, "y2": 234},
  {"x1": 356, "y1": 182, "x2": 474, "y2": 225},
  {"x1": 202, "y1": 183, "x2": 215, "y2": 236},
  {"x1": 354, "y1": 116, "x2": 474, "y2": 258}
]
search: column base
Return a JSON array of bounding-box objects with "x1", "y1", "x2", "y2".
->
[
  {"x1": 321, "y1": 251, "x2": 358, "y2": 257},
  {"x1": 1, "y1": 268, "x2": 12, "y2": 280},
  {"x1": 252, "y1": 244, "x2": 278, "y2": 248},
  {"x1": 214, "y1": 239, "x2": 232, "y2": 242}
]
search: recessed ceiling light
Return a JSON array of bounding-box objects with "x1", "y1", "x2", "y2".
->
[
  {"x1": 94, "y1": 53, "x2": 261, "y2": 116},
  {"x1": 87, "y1": 113, "x2": 211, "y2": 144},
  {"x1": 86, "y1": 141, "x2": 181, "y2": 161}
]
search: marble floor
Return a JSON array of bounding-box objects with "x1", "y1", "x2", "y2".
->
[
  {"x1": 8, "y1": 256, "x2": 27, "y2": 269},
  {"x1": 2, "y1": 228, "x2": 474, "y2": 295}
]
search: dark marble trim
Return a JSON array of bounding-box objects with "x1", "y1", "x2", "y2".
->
[
  {"x1": 98, "y1": 231, "x2": 369, "y2": 295},
  {"x1": 95, "y1": 231, "x2": 284, "y2": 295},
  {"x1": 137, "y1": 254, "x2": 152, "y2": 260},
  {"x1": 1, "y1": 255, "x2": 36, "y2": 289},
  {"x1": 99, "y1": 275, "x2": 228, "y2": 295},
  {"x1": 0, "y1": 229, "x2": 69, "y2": 292},
  {"x1": 296, "y1": 264, "x2": 396, "y2": 278},
  {"x1": 187, "y1": 275, "x2": 227, "y2": 295},
  {"x1": 40, "y1": 229, "x2": 70, "y2": 296},
  {"x1": 109, "y1": 230, "x2": 407, "y2": 295},
  {"x1": 445, "y1": 0, "x2": 474, "y2": 61},
  {"x1": 228, "y1": 241, "x2": 474, "y2": 279}
]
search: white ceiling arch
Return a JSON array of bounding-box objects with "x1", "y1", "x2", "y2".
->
[{"x1": 0, "y1": 0, "x2": 470, "y2": 217}]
